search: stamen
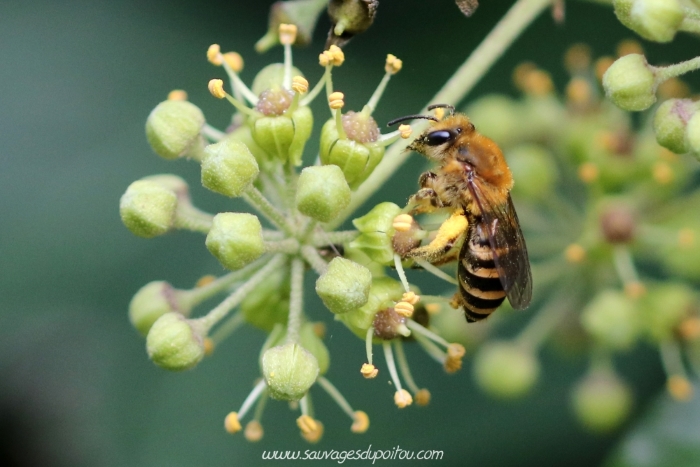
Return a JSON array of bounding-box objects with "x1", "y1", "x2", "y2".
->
[
  {"x1": 207, "y1": 44, "x2": 223, "y2": 65},
  {"x1": 383, "y1": 341, "x2": 413, "y2": 408},
  {"x1": 393, "y1": 254, "x2": 411, "y2": 292},
  {"x1": 238, "y1": 379, "x2": 268, "y2": 420},
  {"x1": 393, "y1": 340, "x2": 421, "y2": 394},
  {"x1": 317, "y1": 376, "x2": 362, "y2": 427},
  {"x1": 412, "y1": 258, "x2": 459, "y2": 285},
  {"x1": 406, "y1": 318, "x2": 450, "y2": 348},
  {"x1": 167, "y1": 89, "x2": 188, "y2": 101},
  {"x1": 279, "y1": 24, "x2": 297, "y2": 89}
]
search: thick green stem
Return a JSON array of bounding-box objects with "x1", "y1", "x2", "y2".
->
[
  {"x1": 330, "y1": 0, "x2": 552, "y2": 228},
  {"x1": 286, "y1": 257, "x2": 305, "y2": 344},
  {"x1": 300, "y1": 245, "x2": 329, "y2": 275},
  {"x1": 654, "y1": 56, "x2": 700, "y2": 82},
  {"x1": 244, "y1": 185, "x2": 296, "y2": 237},
  {"x1": 317, "y1": 376, "x2": 356, "y2": 420}
]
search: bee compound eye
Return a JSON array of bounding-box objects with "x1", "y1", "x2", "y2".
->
[{"x1": 425, "y1": 130, "x2": 453, "y2": 146}]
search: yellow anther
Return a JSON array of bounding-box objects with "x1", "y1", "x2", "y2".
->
[
  {"x1": 394, "y1": 301, "x2": 414, "y2": 318},
  {"x1": 167, "y1": 89, "x2": 188, "y2": 101},
  {"x1": 394, "y1": 389, "x2": 413, "y2": 408},
  {"x1": 208, "y1": 79, "x2": 226, "y2": 99},
  {"x1": 195, "y1": 274, "x2": 216, "y2": 287},
  {"x1": 203, "y1": 337, "x2": 215, "y2": 356},
  {"x1": 652, "y1": 162, "x2": 673, "y2": 185},
  {"x1": 329, "y1": 91, "x2": 345, "y2": 109},
  {"x1": 679, "y1": 317, "x2": 700, "y2": 340},
  {"x1": 444, "y1": 343, "x2": 466, "y2": 374},
  {"x1": 224, "y1": 412, "x2": 242, "y2": 434},
  {"x1": 564, "y1": 43, "x2": 592, "y2": 73},
  {"x1": 207, "y1": 44, "x2": 223, "y2": 66},
  {"x1": 624, "y1": 281, "x2": 646, "y2": 299},
  {"x1": 292, "y1": 76, "x2": 309, "y2": 94},
  {"x1": 385, "y1": 54, "x2": 403, "y2": 74},
  {"x1": 594, "y1": 56, "x2": 615, "y2": 82},
  {"x1": 301, "y1": 419, "x2": 324, "y2": 443},
  {"x1": 278, "y1": 23, "x2": 298, "y2": 45},
  {"x1": 319, "y1": 50, "x2": 331, "y2": 67},
  {"x1": 414, "y1": 388, "x2": 431, "y2": 406},
  {"x1": 392, "y1": 213, "x2": 414, "y2": 232},
  {"x1": 678, "y1": 228, "x2": 695, "y2": 248},
  {"x1": 327, "y1": 45, "x2": 345, "y2": 66},
  {"x1": 223, "y1": 52, "x2": 244, "y2": 72},
  {"x1": 401, "y1": 291, "x2": 420, "y2": 305},
  {"x1": 351, "y1": 410, "x2": 370, "y2": 433},
  {"x1": 361, "y1": 363, "x2": 378, "y2": 379},
  {"x1": 523, "y1": 69, "x2": 554, "y2": 96},
  {"x1": 578, "y1": 162, "x2": 599, "y2": 184},
  {"x1": 425, "y1": 303, "x2": 441, "y2": 314},
  {"x1": 616, "y1": 39, "x2": 644, "y2": 58},
  {"x1": 434, "y1": 107, "x2": 445, "y2": 121},
  {"x1": 296, "y1": 414, "x2": 317, "y2": 434},
  {"x1": 564, "y1": 243, "x2": 586, "y2": 263},
  {"x1": 566, "y1": 78, "x2": 592, "y2": 106},
  {"x1": 244, "y1": 420, "x2": 264, "y2": 442},
  {"x1": 399, "y1": 124, "x2": 412, "y2": 139},
  {"x1": 447, "y1": 343, "x2": 466, "y2": 359},
  {"x1": 312, "y1": 322, "x2": 327, "y2": 338},
  {"x1": 667, "y1": 375, "x2": 694, "y2": 402}
]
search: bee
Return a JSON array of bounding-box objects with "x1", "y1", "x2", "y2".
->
[{"x1": 388, "y1": 104, "x2": 532, "y2": 322}]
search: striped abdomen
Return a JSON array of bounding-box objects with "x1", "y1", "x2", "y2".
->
[{"x1": 457, "y1": 221, "x2": 506, "y2": 322}]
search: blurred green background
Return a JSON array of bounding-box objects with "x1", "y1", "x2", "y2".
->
[{"x1": 1, "y1": 1, "x2": 698, "y2": 466}]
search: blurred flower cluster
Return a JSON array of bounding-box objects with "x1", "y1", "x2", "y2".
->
[{"x1": 119, "y1": 0, "x2": 700, "y2": 444}]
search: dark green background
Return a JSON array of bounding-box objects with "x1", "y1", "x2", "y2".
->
[{"x1": 1, "y1": 1, "x2": 695, "y2": 466}]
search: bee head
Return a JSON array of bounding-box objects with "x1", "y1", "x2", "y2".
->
[{"x1": 409, "y1": 114, "x2": 476, "y2": 162}]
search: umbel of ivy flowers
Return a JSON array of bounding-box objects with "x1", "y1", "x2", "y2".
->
[{"x1": 122, "y1": 24, "x2": 466, "y2": 443}]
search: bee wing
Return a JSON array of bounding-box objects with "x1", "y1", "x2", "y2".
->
[{"x1": 467, "y1": 182, "x2": 532, "y2": 309}]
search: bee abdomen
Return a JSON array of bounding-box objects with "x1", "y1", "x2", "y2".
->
[{"x1": 457, "y1": 252, "x2": 506, "y2": 322}]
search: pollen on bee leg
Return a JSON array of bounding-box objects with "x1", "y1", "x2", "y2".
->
[
  {"x1": 167, "y1": 89, "x2": 188, "y2": 101},
  {"x1": 207, "y1": 44, "x2": 223, "y2": 66},
  {"x1": 278, "y1": 23, "x2": 298, "y2": 45}
]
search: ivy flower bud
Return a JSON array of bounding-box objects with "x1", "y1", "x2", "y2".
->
[
  {"x1": 255, "y1": 0, "x2": 328, "y2": 52},
  {"x1": 613, "y1": 0, "x2": 684, "y2": 43},
  {"x1": 349, "y1": 202, "x2": 402, "y2": 265},
  {"x1": 506, "y1": 145, "x2": 557, "y2": 200},
  {"x1": 206, "y1": 213, "x2": 265, "y2": 270},
  {"x1": 685, "y1": 112, "x2": 700, "y2": 158},
  {"x1": 146, "y1": 100, "x2": 205, "y2": 159},
  {"x1": 319, "y1": 114, "x2": 385, "y2": 189},
  {"x1": 300, "y1": 322, "x2": 330, "y2": 375},
  {"x1": 129, "y1": 281, "x2": 193, "y2": 336},
  {"x1": 262, "y1": 343, "x2": 319, "y2": 401},
  {"x1": 120, "y1": 177, "x2": 182, "y2": 238},
  {"x1": 654, "y1": 98, "x2": 695, "y2": 154},
  {"x1": 571, "y1": 371, "x2": 633, "y2": 432},
  {"x1": 315, "y1": 257, "x2": 372, "y2": 314},
  {"x1": 473, "y1": 341, "x2": 540, "y2": 399},
  {"x1": 241, "y1": 267, "x2": 290, "y2": 332},
  {"x1": 251, "y1": 63, "x2": 304, "y2": 96},
  {"x1": 146, "y1": 312, "x2": 206, "y2": 371},
  {"x1": 296, "y1": 165, "x2": 351, "y2": 222},
  {"x1": 336, "y1": 277, "x2": 405, "y2": 337},
  {"x1": 326, "y1": 0, "x2": 378, "y2": 48},
  {"x1": 581, "y1": 290, "x2": 640, "y2": 349},
  {"x1": 639, "y1": 283, "x2": 694, "y2": 342},
  {"x1": 201, "y1": 138, "x2": 259, "y2": 197},
  {"x1": 602, "y1": 54, "x2": 657, "y2": 111}
]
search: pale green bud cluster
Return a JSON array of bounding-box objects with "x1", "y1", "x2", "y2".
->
[
  {"x1": 146, "y1": 312, "x2": 206, "y2": 371},
  {"x1": 614, "y1": 0, "x2": 684, "y2": 43},
  {"x1": 295, "y1": 165, "x2": 351, "y2": 222},
  {"x1": 602, "y1": 54, "x2": 657, "y2": 112},
  {"x1": 315, "y1": 257, "x2": 372, "y2": 314},
  {"x1": 146, "y1": 100, "x2": 205, "y2": 160},
  {"x1": 262, "y1": 342, "x2": 319, "y2": 401},
  {"x1": 206, "y1": 213, "x2": 265, "y2": 270}
]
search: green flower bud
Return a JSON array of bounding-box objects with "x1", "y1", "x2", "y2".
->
[
  {"x1": 603, "y1": 54, "x2": 657, "y2": 111},
  {"x1": 146, "y1": 312, "x2": 206, "y2": 371},
  {"x1": 640, "y1": 283, "x2": 694, "y2": 342},
  {"x1": 326, "y1": 0, "x2": 378, "y2": 48},
  {"x1": 262, "y1": 343, "x2": 319, "y2": 401},
  {"x1": 581, "y1": 290, "x2": 640, "y2": 349},
  {"x1": 120, "y1": 177, "x2": 181, "y2": 238},
  {"x1": 146, "y1": 100, "x2": 205, "y2": 159},
  {"x1": 653, "y1": 99, "x2": 695, "y2": 154},
  {"x1": 251, "y1": 64, "x2": 305, "y2": 97},
  {"x1": 206, "y1": 213, "x2": 265, "y2": 270},
  {"x1": 349, "y1": 202, "x2": 402, "y2": 265},
  {"x1": 255, "y1": 0, "x2": 328, "y2": 52},
  {"x1": 201, "y1": 138, "x2": 259, "y2": 197},
  {"x1": 685, "y1": 112, "x2": 700, "y2": 158},
  {"x1": 241, "y1": 266, "x2": 290, "y2": 332},
  {"x1": 319, "y1": 117, "x2": 385, "y2": 189},
  {"x1": 336, "y1": 277, "x2": 405, "y2": 338},
  {"x1": 473, "y1": 341, "x2": 540, "y2": 399},
  {"x1": 506, "y1": 145, "x2": 557, "y2": 200},
  {"x1": 464, "y1": 94, "x2": 523, "y2": 146},
  {"x1": 571, "y1": 370, "x2": 633, "y2": 432},
  {"x1": 343, "y1": 243, "x2": 386, "y2": 278},
  {"x1": 250, "y1": 104, "x2": 313, "y2": 165},
  {"x1": 300, "y1": 323, "x2": 330, "y2": 375},
  {"x1": 614, "y1": 0, "x2": 683, "y2": 43},
  {"x1": 129, "y1": 281, "x2": 193, "y2": 336},
  {"x1": 227, "y1": 125, "x2": 271, "y2": 165},
  {"x1": 296, "y1": 165, "x2": 351, "y2": 222},
  {"x1": 316, "y1": 257, "x2": 372, "y2": 314}
]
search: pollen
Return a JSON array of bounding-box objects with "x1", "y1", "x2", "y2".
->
[
  {"x1": 667, "y1": 375, "x2": 694, "y2": 402},
  {"x1": 444, "y1": 343, "x2": 466, "y2": 373},
  {"x1": 223, "y1": 52, "x2": 244, "y2": 73},
  {"x1": 624, "y1": 281, "x2": 646, "y2": 299},
  {"x1": 292, "y1": 76, "x2": 309, "y2": 94},
  {"x1": 394, "y1": 301, "x2": 414, "y2": 318},
  {"x1": 658, "y1": 77, "x2": 690, "y2": 99},
  {"x1": 678, "y1": 317, "x2": 700, "y2": 340},
  {"x1": 399, "y1": 124, "x2": 412, "y2": 139},
  {"x1": 203, "y1": 337, "x2": 215, "y2": 356},
  {"x1": 385, "y1": 54, "x2": 403, "y2": 74},
  {"x1": 361, "y1": 363, "x2": 378, "y2": 379},
  {"x1": 414, "y1": 388, "x2": 431, "y2": 406},
  {"x1": 652, "y1": 162, "x2": 673, "y2": 185},
  {"x1": 207, "y1": 44, "x2": 223, "y2": 66},
  {"x1": 433, "y1": 107, "x2": 445, "y2": 121},
  {"x1": 616, "y1": 39, "x2": 644, "y2": 58},
  {"x1": 208, "y1": 79, "x2": 226, "y2": 99},
  {"x1": 301, "y1": 420, "x2": 324, "y2": 443},
  {"x1": 244, "y1": 420, "x2": 264, "y2": 442},
  {"x1": 564, "y1": 243, "x2": 586, "y2": 263},
  {"x1": 167, "y1": 89, "x2": 188, "y2": 101},
  {"x1": 319, "y1": 50, "x2": 331, "y2": 67},
  {"x1": 425, "y1": 303, "x2": 442, "y2": 314},
  {"x1": 594, "y1": 56, "x2": 614, "y2": 82},
  {"x1": 564, "y1": 43, "x2": 592, "y2": 74},
  {"x1": 393, "y1": 214, "x2": 415, "y2": 232},
  {"x1": 566, "y1": 78, "x2": 593, "y2": 107},
  {"x1": 394, "y1": 389, "x2": 413, "y2": 408},
  {"x1": 297, "y1": 414, "x2": 317, "y2": 434},
  {"x1": 279, "y1": 23, "x2": 298, "y2": 46},
  {"x1": 578, "y1": 162, "x2": 599, "y2": 183},
  {"x1": 351, "y1": 410, "x2": 370, "y2": 433},
  {"x1": 224, "y1": 411, "x2": 242, "y2": 434},
  {"x1": 329, "y1": 91, "x2": 345, "y2": 110},
  {"x1": 678, "y1": 228, "x2": 695, "y2": 248},
  {"x1": 195, "y1": 274, "x2": 216, "y2": 287},
  {"x1": 402, "y1": 291, "x2": 420, "y2": 305},
  {"x1": 328, "y1": 45, "x2": 345, "y2": 66}
]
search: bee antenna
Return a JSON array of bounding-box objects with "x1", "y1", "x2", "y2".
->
[
  {"x1": 427, "y1": 103, "x2": 455, "y2": 115},
  {"x1": 387, "y1": 114, "x2": 439, "y2": 127}
]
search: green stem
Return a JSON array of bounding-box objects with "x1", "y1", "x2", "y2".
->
[
  {"x1": 659, "y1": 340, "x2": 687, "y2": 377},
  {"x1": 264, "y1": 238, "x2": 300, "y2": 254},
  {"x1": 393, "y1": 340, "x2": 420, "y2": 394},
  {"x1": 197, "y1": 254, "x2": 286, "y2": 331},
  {"x1": 406, "y1": 319, "x2": 450, "y2": 348},
  {"x1": 174, "y1": 203, "x2": 214, "y2": 233},
  {"x1": 210, "y1": 311, "x2": 245, "y2": 345},
  {"x1": 243, "y1": 185, "x2": 296, "y2": 237},
  {"x1": 238, "y1": 379, "x2": 267, "y2": 419},
  {"x1": 654, "y1": 56, "x2": 700, "y2": 82},
  {"x1": 300, "y1": 245, "x2": 329, "y2": 275},
  {"x1": 329, "y1": 0, "x2": 552, "y2": 228},
  {"x1": 222, "y1": 60, "x2": 259, "y2": 105},
  {"x1": 680, "y1": 17, "x2": 700, "y2": 35},
  {"x1": 202, "y1": 124, "x2": 226, "y2": 142},
  {"x1": 612, "y1": 245, "x2": 640, "y2": 285},
  {"x1": 311, "y1": 230, "x2": 359, "y2": 246},
  {"x1": 285, "y1": 257, "x2": 305, "y2": 344},
  {"x1": 316, "y1": 376, "x2": 356, "y2": 420},
  {"x1": 184, "y1": 255, "x2": 270, "y2": 307},
  {"x1": 301, "y1": 67, "x2": 331, "y2": 107},
  {"x1": 365, "y1": 72, "x2": 391, "y2": 113},
  {"x1": 382, "y1": 341, "x2": 404, "y2": 391}
]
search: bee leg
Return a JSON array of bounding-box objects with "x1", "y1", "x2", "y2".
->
[
  {"x1": 406, "y1": 188, "x2": 444, "y2": 215},
  {"x1": 404, "y1": 209, "x2": 467, "y2": 263},
  {"x1": 418, "y1": 171, "x2": 438, "y2": 188}
]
